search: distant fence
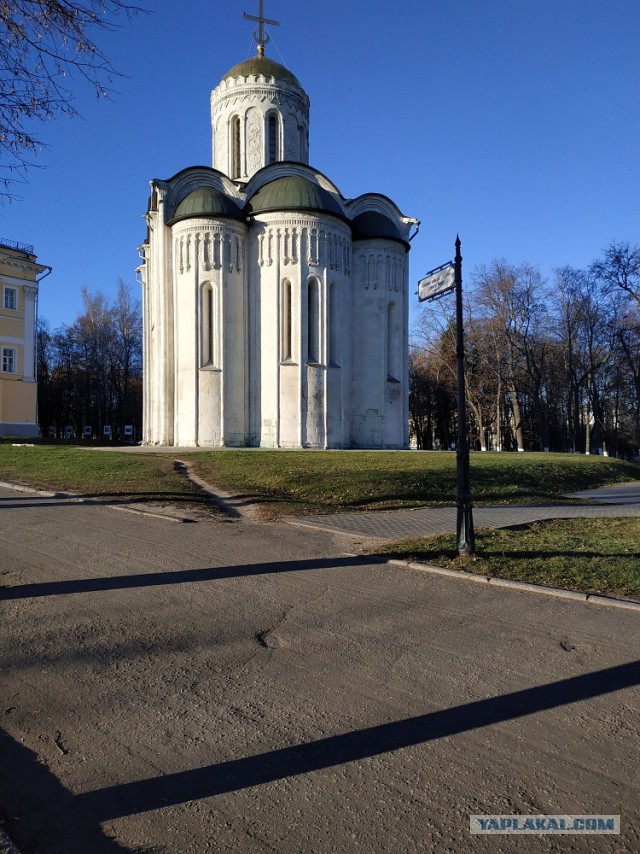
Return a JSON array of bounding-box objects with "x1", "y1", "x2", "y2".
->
[{"x1": 0, "y1": 237, "x2": 34, "y2": 254}]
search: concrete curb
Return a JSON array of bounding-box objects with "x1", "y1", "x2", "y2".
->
[
  {"x1": 175, "y1": 459, "x2": 262, "y2": 521},
  {"x1": 386, "y1": 557, "x2": 640, "y2": 612},
  {"x1": 0, "y1": 480, "x2": 61, "y2": 498},
  {"x1": 0, "y1": 479, "x2": 202, "y2": 523}
]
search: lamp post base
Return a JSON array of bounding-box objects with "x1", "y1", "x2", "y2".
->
[{"x1": 456, "y1": 505, "x2": 475, "y2": 556}]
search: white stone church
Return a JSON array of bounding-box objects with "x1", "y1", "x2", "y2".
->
[{"x1": 138, "y1": 22, "x2": 417, "y2": 448}]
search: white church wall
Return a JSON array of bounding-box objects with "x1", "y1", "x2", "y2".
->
[
  {"x1": 324, "y1": 247, "x2": 352, "y2": 448},
  {"x1": 278, "y1": 270, "x2": 300, "y2": 447},
  {"x1": 247, "y1": 219, "x2": 278, "y2": 447},
  {"x1": 249, "y1": 213, "x2": 354, "y2": 448},
  {"x1": 171, "y1": 223, "x2": 200, "y2": 446},
  {"x1": 170, "y1": 218, "x2": 248, "y2": 447},
  {"x1": 350, "y1": 240, "x2": 408, "y2": 449},
  {"x1": 142, "y1": 187, "x2": 176, "y2": 446},
  {"x1": 220, "y1": 225, "x2": 248, "y2": 446}
]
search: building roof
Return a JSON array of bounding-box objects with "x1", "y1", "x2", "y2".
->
[
  {"x1": 222, "y1": 55, "x2": 303, "y2": 89},
  {"x1": 168, "y1": 186, "x2": 244, "y2": 224},
  {"x1": 246, "y1": 175, "x2": 345, "y2": 219},
  {"x1": 351, "y1": 211, "x2": 405, "y2": 244}
]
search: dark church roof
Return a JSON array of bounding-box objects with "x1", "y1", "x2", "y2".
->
[
  {"x1": 222, "y1": 55, "x2": 303, "y2": 89},
  {"x1": 351, "y1": 211, "x2": 405, "y2": 244},
  {"x1": 246, "y1": 176, "x2": 345, "y2": 219},
  {"x1": 168, "y1": 186, "x2": 244, "y2": 224}
]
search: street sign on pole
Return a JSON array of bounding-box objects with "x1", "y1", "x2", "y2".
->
[
  {"x1": 418, "y1": 262, "x2": 455, "y2": 302},
  {"x1": 416, "y1": 240, "x2": 475, "y2": 555},
  {"x1": 453, "y1": 237, "x2": 475, "y2": 555}
]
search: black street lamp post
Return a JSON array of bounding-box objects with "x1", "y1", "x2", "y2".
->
[{"x1": 454, "y1": 236, "x2": 475, "y2": 554}]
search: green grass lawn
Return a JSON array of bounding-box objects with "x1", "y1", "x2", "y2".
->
[
  {"x1": 185, "y1": 450, "x2": 639, "y2": 514},
  {"x1": 373, "y1": 517, "x2": 640, "y2": 600},
  {"x1": 0, "y1": 445, "x2": 638, "y2": 515},
  {"x1": 0, "y1": 444, "x2": 203, "y2": 507}
]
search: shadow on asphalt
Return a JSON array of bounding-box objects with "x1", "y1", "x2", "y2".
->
[
  {"x1": 0, "y1": 491, "x2": 212, "y2": 509},
  {"x1": 0, "y1": 731, "x2": 130, "y2": 853},
  {"x1": 2, "y1": 661, "x2": 638, "y2": 851},
  {"x1": 77, "y1": 660, "x2": 636, "y2": 818},
  {"x1": 0, "y1": 556, "x2": 382, "y2": 600}
]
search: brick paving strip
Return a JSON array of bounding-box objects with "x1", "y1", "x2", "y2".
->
[
  {"x1": 285, "y1": 481, "x2": 640, "y2": 542},
  {"x1": 285, "y1": 482, "x2": 640, "y2": 613}
]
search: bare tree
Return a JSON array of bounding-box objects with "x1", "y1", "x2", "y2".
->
[
  {"x1": 412, "y1": 248, "x2": 638, "y2": 457},
  {"x1": 0, "y1": 0, "x2": 141, "y2": 199},
  {"x1": 591, "y1": 242, "x2": 640, "y2": 306},
  {"x1": 472, "y1": 261, "x2": 547, "y2": 452},
  {"x1": 37, "y1": 282, "x2": 142, "y2": 438},
  {"x1": 591, "y1": 243, "x2": 640, "y2": 451},
  {"x1": 111, "y1": 279, "x2": 143, "y2": 433}
]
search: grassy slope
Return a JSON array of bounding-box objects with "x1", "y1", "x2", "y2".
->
[
  {"x1": 0, "y1": 445, "x2": 202, "y2": 504},
  {"x1": 186, "y1": 450, "x2": 639, "y2": 514},
  {"x1": 0, "y1": 446, "x2": 638, "y2": 514}
]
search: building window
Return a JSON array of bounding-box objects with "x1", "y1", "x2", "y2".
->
[
  {"x1": 307, "y1": 277, "x2": 320, "y2": 363},
  {"x1": 298, "y1": 125, "x2": 306, "y2": 161},
  {"x1": 2, "y1": 347, "x2": 16, "y2": 373},
  {"x1": 3, "y1": 287, "x2": 17, "y2": 310},
  {"x1": 282, "y1": 278, "x2": 292, "y2": 361},
  {"x1": 328, "y1": 282, "x2": 339, "y2": 365},
  {"x1": 201, "y1": 282, "x2": 220, "y2": 368},
  {"x1": 387, "y1": 301, "x2": 400, "y2": 381},
  {"x1": 267, "y1": 113, "x2": 278, "y2": 164},
  {"x1": 232, "y1": 115, "x2": 241, "y2": 179}
]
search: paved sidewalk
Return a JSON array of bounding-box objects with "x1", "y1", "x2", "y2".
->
[{"x1": 286, "y1": 481, "x2": 640, "y2": 542}]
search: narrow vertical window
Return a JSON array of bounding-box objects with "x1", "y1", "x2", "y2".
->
[
  {"x1": 298, "y1": 125, "x2": 306, "y2": 161},
  {"x1": 282, "y1": 279, "x2": 292, "y2": 361},
  {"x1": 328, "y1": 282, "x2": 338, "y2": 365},
  {"x1": 268, "y1": 114, "x2": 278, "y2": 164},
  {"x1": 307, "y1": 278, "x2": 319, "y2": 363},
  {"x1": 387, "y1": 301, "x2": 399, "y2": 380},
  {"x1": 3, "y1": 287, "x2": 17, "y2": 310},
  {"x1": 2, "y1": 347, "x2": 16, "y2": 373},
  {"x1": 202, "y1": 283, "x2": 219, "y2": 367},
  {"x1": 232, "y1": 116, "x2": 241, "y2": 179}
]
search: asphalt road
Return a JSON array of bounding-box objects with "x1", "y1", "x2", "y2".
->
[{"x1": 0, "y1": 485, "x2": 638, "y2": 853}]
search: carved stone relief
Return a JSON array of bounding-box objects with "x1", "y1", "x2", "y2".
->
[
  {"x1": 254, "y1": 219, "x2": 352, "y2": 271},
  {"x1": 174, "y1": 226, "x2": 244, "y2": 274},
  {"x1": 246, "y1": 108, "x2": 262, "y2": 175}
]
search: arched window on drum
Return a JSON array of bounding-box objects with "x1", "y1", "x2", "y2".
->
[
  {"x1": 231, "y1": 115, "x2": 241, "y2": 179},
  {"x1": 267, "y1": 112, "x2": 280, "y2": 165},
  {"x1": 387, "y1": 301, "x2": 400, "y2": 382},
  {"x1": 281, "y1": 278, "x2": 293, "y2": 361},
  {"x1": 328, "y1": 282, "x2": 339, "y2": 366},
  {"x1": 307, "y1": 277, "x2": 320, "y2": 364},
  {"x1": 201, "y1": 282, "x2": 220, "y2": 369}
]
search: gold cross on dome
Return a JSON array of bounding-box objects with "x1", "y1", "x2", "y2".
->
[{"x1": 243, "y1": 0, "x2": 279, "y2": 56}]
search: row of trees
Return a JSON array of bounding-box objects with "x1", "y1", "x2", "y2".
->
[
  {"x1": 34, "y1": 242, "x2": 639, "y2": 453},
  {"x1": 37, "y1": 281, "x2": 142, "y2": 439},
  {"x1": 410, "y1": 242, "x2": 640, "y2": 459}
]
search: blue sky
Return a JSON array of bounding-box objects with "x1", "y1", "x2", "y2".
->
[{"x1": 2, "y1": 0, "x2": 639, "y2": 331}]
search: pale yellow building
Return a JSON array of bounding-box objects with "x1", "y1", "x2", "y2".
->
[{"x1": 0, "y1": 239, "x2": 51, "y2": 437}]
